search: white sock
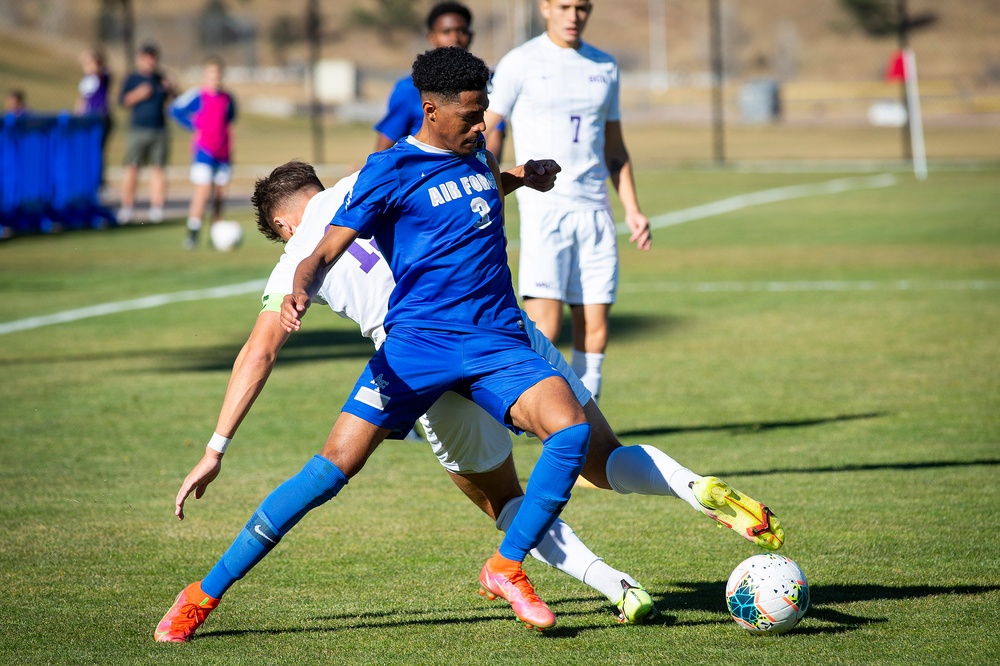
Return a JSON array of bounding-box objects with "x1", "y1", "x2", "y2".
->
[
  {"x1": 606, "y1": 444, "x2": 703, "y2": 512},
  {"x1": 571, "y1": 349, "x2": 605, "y2": 403},
  {"x1": 496, "y1": 496, "x2": 636, "y2": 603},
  {"x1": 187, "y1": 217, "x2": 203, "y2": 231}
]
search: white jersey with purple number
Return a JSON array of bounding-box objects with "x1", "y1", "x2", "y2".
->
[
  {"x1": 260, "y1": 173, "x2": 592, "y2": 473},
  {"x1": 262, "y1": 172, "x2": 392, "y2": 349},
  {"x1": 488, "y1": 33, "x2": 620, "y2": 211}
]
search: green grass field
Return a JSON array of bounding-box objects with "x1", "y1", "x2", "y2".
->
[{"x1": 1, "y1": 167, "x2": 998, "y2": 665}]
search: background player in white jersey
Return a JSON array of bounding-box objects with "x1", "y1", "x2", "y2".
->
[{"x1": 485, "y1": 0, "x2": 652, "y2": 403}]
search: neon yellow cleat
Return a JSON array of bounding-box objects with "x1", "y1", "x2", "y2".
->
[
  {"x1": 615, "y1": 580, "x2": 657, "y2": 624},
  {"x1": 692, "y1": 476, "x2": 785, "y2": 550},
  {"x1": 154, "y1": 581, "x2": 220, "y2": 643}
]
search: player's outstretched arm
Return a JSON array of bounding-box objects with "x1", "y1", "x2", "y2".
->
[
  {"x1": 175, "y1": 311, "x2": 292, "y2": 520},
  {"x1": 282, "y1": 224, "x2": 360, "y2": 332},
  {"x1": 500, "y1": 159, "x2": 561, "y2": 196},
  {"x1": 605, "y1": 121, "x2": 651, "y2": 251}
]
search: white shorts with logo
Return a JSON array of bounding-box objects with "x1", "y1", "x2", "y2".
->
[
  {"x1": 518, "y1": 206, "x2": 619, "y2": 305},
  {"x1": 190, "y1": 161, "x2": 232, "y2": 186},
  {"x1": 420, "y1": 313, "x2": 591, "y2": 474}
]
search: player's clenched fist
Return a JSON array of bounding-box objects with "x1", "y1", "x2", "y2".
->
[
  {"x1": 280, "y1": 293, "x2": 311, "y2": 332},
  {"x1": 522, "y1": 159, "x2": 561, "y2": 193}
]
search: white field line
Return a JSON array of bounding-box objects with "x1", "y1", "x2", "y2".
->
[
  {"x1": 0, "y1": 280, "x2": 266, "y2": 335},
  {"x1": 619, "y1": 280, "x2": 1000, "y2": 294},
  {"x1": 622, "y1": 172, "x2": 898, "y2": 234},
  {"x1": 0, "y1": 172, "x2": 959, "y2": 337}
]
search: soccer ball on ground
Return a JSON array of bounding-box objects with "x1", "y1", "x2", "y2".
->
[
  {"x1": 725, "y1": 553, "x2": 809, "y2": 635},
  {"x1": 210, "y1": 220, "x2": 244, "y2": 252}
]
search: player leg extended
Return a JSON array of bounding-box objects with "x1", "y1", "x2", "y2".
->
[
  {"x1": 154, "y1": 414, "x2": 389, "y2": 643},
  {"x1": 473, "y1": 371, "x2": 590, "y2": 631},
  {"x1": 438, "y1": 433, "x2": 655, "y2": 625},
  {"x1": 578, "y1": 401, "x2": 785, "y2": 551},
  {"x1": 521, "y1": 306, "x2": 784, "y2": 550}
]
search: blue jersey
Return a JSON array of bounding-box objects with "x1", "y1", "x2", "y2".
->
[
  {"x1": 373, "y1": 76, "x2": 423, "y2": 142},
  {"x1": 374, "y1": 75, "x2": 506, "y2": 144},
  {"x1": 334, "y1": 136, "x2": 523, "y2": 336}
]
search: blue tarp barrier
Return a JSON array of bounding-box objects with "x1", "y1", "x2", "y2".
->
[{"x1": 1, "y1": 112, "x2": 113, "y2": 237}]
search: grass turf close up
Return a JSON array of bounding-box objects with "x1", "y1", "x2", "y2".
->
[{"x1": 0, "y1": 168, "x2": 998, "y2": 665}]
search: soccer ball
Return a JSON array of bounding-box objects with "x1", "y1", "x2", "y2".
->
[
  {"x1": 725, "y1": 553, "x2": 809, "y2": 635},
  {"x1": 210, "y1": 220, "x2": 244, "y2": 252}
]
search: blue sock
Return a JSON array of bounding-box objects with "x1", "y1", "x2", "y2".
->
[
  {"x1": 499, "y1": 423, "x2": 590, "y2": 562},
  {"x1": 200, "y1": 455, "x2": 348, "y2": 599}
]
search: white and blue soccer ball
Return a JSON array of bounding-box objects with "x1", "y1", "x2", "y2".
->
[
  {"x1": 725, "y1": 553, "x2": 809, "y2": 635},
  {"x1": 210, "y1": 220, "x2": 244, "y2": 252}
]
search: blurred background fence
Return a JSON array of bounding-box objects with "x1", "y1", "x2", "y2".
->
[{"x1": 1, "y1": 0, "x2": 998, "y2": 228}]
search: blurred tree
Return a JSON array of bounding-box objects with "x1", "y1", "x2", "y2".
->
[
  {"x1": 349, "y1": 0, "x2": 422, "y2": 36},
  {"x1": 95, "y1": 0, "x2": 134, "y2": 64},
  {"x1": 198, "y1": 0, "x2": 257, "y2": 63},
  {"x1": 269, "y1": 14, "x2": 300, "y2": 66},
  {"x1": 838, "y1": 0, "x2": 937, "y2": 37},
  {"x1": 97, "y1": 0, "x2": 119, "y2": 43},
  {"x1": 200, "y1": 0, "x2": 231, "y2": 47}
]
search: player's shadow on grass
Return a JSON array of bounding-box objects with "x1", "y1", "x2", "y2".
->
[
  {"x1": 646, "y1": 579, "x2": 1000, "y2": 635},
  {"x1": 198, "y1": 580, "x2": 999, "y2": 640},
  {"x1": 548, "y1": 312, "x2": 679, "y2": 346},
  {"x1": 713, "y1": 456, "x2": 1000, "y2": 479},
  {"x1": 200, "y1": 605, "x2": 612, "y2": 640},
  {"x1": 172, "y1": 328, "x2": 375, "y2": 372},
  {"x1": 615, "y1": 411, "x2": 886, "y2": 439}
]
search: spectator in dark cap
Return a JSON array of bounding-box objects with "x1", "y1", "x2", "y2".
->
[{"x1": 118, "y1": 42, "x2": 175, "y2": 224}]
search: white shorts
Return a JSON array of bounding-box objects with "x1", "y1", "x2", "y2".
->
[
  {"x1": 421, "y1": 313, "x2": 592, "y2": 474},
  {"x1": 518, "y1": 206, "x2": 619, "y2": 305},
  {"x1": 190, "y1": 161, "x2": 232, "y2": 186}
]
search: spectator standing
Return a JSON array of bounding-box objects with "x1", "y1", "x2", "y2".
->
[
  {"x1": 169, "y1": 56, "x2": 237, "y2": 249},
  {"x1": 4, "y1": 89, "x2": 27, "y2": 116},
  {"x1": 118, "y1": 43, "x2": 175, "y2": 224},
  {"x1": 76, "y1": 48, "x2": 114, "y2": 186}
]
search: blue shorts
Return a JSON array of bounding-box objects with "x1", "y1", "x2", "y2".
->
[{"x1": 342, "y1": 325, "x2": 562, "y2": 439}]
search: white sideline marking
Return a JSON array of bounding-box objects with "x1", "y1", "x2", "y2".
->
[
  {"x1": 619, "y1": 280, "x2": 1000, "y2": 294},
  {"x1": 0, "y1": 280, "x2": 266, "y2": 335},
  {"x1": 0, "y1": 173, "x2": 946, "y2": 337},
  {"x1": 620, "y1": 173, "x2": 898, "y2": 234}
]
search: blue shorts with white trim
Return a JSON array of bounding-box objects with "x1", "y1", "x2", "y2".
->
[{"x1": 342, "y1": 325, "x2": 562, "y2": 439}]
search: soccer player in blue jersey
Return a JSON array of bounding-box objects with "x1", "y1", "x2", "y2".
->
[
  {"x1": 155, "y1": 47, "x2": 587, "y2": 638},
  {"x1": 374, "y1": 2, "x2": 505, "y2": 159},
  {"x1": 279, "y1": 46, "x2": 590, "y2": 631}
]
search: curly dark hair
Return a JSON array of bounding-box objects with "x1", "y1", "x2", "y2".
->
[
  {"x1": 411, "y1": 46, "x2": 490, "y2": 102},
  {"x1": 426, "y1": 2, "x2": 471, "y2": 32},
  {"x1": 251, "y1": 161, "x2": 324, "y2": 243}
]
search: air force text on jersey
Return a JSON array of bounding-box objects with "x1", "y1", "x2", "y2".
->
[{"x1": 426, "y1": 168, "x2": 499, "y2": 229}]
